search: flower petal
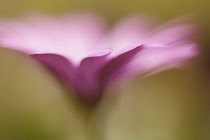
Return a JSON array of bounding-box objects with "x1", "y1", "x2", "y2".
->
[
  {"x1": 98, "y1": 15, "x2": 153, "y2": 56},
  {"x1": 0, "y1": 13, "x2": 106, "y2": 64},
  {"x1": 111, "y1": 15, "x2": 153, "y2": 46},
  {"x1": 100, "y1": 46, "x2": 143, "y2": 84},
  {"x1": 73, "y1": 49, "x2": 111, "y2": 105},
  {"x1": 147, "y1": 17, "x2": 198, "y2": 47},
  {"x1": 129, "y1": 42, "x2": 198, "y2": 76},
  {"x1": 32, "y1": 54, "x2": 76, "y2": 88}
]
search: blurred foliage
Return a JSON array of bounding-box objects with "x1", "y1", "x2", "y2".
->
[
  {"x1": 0, "y1": 0, "x2": 209, "y2": 140},
  {"x1": 0, "y1": 0, "x2": 201, "y2": 19},
  {"x1": 94, "y1": 69, "x2": 206, "y2": 140},
  {"x1": 0, "y1": 49, "x2": 92, "y2": 140}
]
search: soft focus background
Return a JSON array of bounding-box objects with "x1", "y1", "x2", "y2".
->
[{"x1": 0, "y1": 0, "x2": 209, "y2": 140}]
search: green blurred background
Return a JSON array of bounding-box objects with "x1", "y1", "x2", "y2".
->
[{"x1": 0, "y1": 0, "x2": 209, "y2": 140}]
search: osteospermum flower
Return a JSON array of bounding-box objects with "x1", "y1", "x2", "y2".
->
[{"x1": 0, "y1": 13, "x2": 198, "y2": 105}]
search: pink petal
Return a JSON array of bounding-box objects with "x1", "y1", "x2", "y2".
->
[
  {"x1": 129, "y1": 42, "x2": 198, "y2": 76},
  {"x1": 32, "y1": 49, "x2": 112, "y2": 105},
  {"x1": 100, "y1": 46, "x2": 143, "y2": 84},
  {"x1": 0, "y1": 13, "x2": 106, "y2": 64},
  {"x1": 98, "y1": 15, "x2": 154, "y2": 56},
  {"x1": 73, "y1": 49, "x2": 111, "y2": 105},
  {"x1": 32, "y1": 53, "x2": 76, "y2": 86}
]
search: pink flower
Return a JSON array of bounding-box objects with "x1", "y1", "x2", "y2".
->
[{"x1": 0, "y1": 13, "x2": 198, "y2": 105}]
